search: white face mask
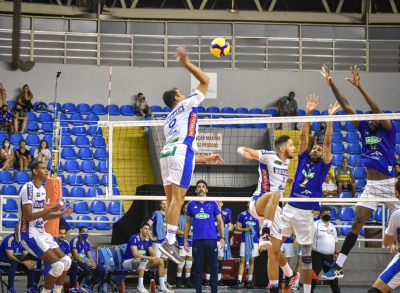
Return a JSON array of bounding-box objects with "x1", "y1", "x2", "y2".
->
[{"x1": 4, "y1": 143, "x2": 9, "y2": 147}]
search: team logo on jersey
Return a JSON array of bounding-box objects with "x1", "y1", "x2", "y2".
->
[
  {"x1": 245, "y1": 221, "x2": 256, "y2": 226},
  {"x1": 371, "y1": 151, "x2": 382, "y2": 156},
  {"x1": 195, "y1": 208, "x2": 209, "y2": 219},
  {"x1": 36, "y1": 192, "x2": 41, "y2": 198},
  {"x1": 187, "y1": 112, "x2": 198, "y2": 137},
  {"x1": 274, "y1": 160, "x2": 282, "y2": 165},
  {"x1": 366, "y1": 136, "x2": 381, "y2": 145},
  {"x1": 301, "y1": 190, "x2": 312, "y2": 195},
  {"x1": 300, "y1": 170, "x2": 315, "y2": 187},
  {"x1": 273, "y1": 167, "x2": 288, "y2": 176},
  {"x1": 138, "y1": 249, "x2": 146, "y2": 255},
  {"x1": 33, "y1": 200, "x2": 45, "y2": 209}
]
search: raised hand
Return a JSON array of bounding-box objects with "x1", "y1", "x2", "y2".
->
[
  {"x1": 175, "y1": 46, "x2": 189, "y2": 65},
  {"x1": 345, "y1": 65, "x2": 360, "y2": 87},
  {"x1": 62, "y1": 205, "x2": 72, "y2": 217},
  {"x1": 328, "y1": 101, "x2": 341, "y2": 116},
  {"x1": 321, "y1": 65, "x2": 333, "y2": 85},
  {"x1": 306, "y1": 94, "x2": 319, "y2": 115}
]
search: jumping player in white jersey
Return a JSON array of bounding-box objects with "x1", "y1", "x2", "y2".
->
[
  {"x1": 159, "y1": 47, "x2": 223, "y2": 264},
  {"x1": 238, "y1": 135, "x2": 297, "y2": 293},
  {"x1": 19, "y1": 161, "x2": 73, "y2": 293},
  {"x1": 321, "y1": 65, "x2": 398, "y2": 280}
]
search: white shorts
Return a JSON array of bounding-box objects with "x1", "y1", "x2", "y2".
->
[
  {"x1": 239, "y1": 242, "x2": 259, "y2": 258},
  {"x1": 160, "y1": 144, "x2": 195, "y2": 189},
  {"x1": 281, "y1": 243, "x2": 295, "y2": 258},
  {"x1": 122, "y1": 258, "x2": 148, "y2": 271},
  {"x1": 379, "y1": 253, "x2": 400, "y2": 289},
  {"x1": 217, "y1": 241, "x2": 224, "y2": 258},
  {"x1": 356, "y1": 178, "x2": 399, "y2": 211},
  {"x1": 281, "y1": 204, "x2": 314, "y2": 245},
  {"x1": 153, "y1": 243, "x2": 167, "y2": 259},
  {"x1": 297, "y1": 244, "x2": 302, "y2": 256},
  {"x1": 249, "y1": 196, "x2": 283, "y2": 241},
  {"x1": 179, "y1": 246, "x2": 193, "y2": 257},
  {"x1": 21, "y1": 232, "x2": 59, "y2": 258}
]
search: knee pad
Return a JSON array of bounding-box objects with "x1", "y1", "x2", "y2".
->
[
  {"x1": 177, "y1": 261, "x2": 185, "y2": 269},
  {"x1": 367, "y1": 288, "x2": 383, "y2": 293},
  {"x1": 164, "y1": 259, "x2": 169, "y2": 269},
  {"x1": 301, "y1": 245, "x2": 312, "y2": 270},
  {"x1": 60, "y1": 255, "x2": 71, "y2": 271},
  {"x1": 185, "y1": 260, "x2": 193, "y2": 269},
  {"x1": 49, "y1": 261, "x2": 64, "y2": 277}
]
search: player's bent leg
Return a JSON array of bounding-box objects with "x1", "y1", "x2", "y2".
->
[{"x1": 369, "y1": 278, "x2": 393, "y2": 293}]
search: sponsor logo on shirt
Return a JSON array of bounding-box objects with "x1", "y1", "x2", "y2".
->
[
  {"x1": 371, "y1": 151, "x2": 383, "y2": 156},
  {"x1": 366, "y1": 136, "x2": 381, "y2": 144},
  {"x1": 166, "y1": 106, "x2": 184, "y2": 123},
  {"x1": 27, "y1": 185, "x2": 33, "y2": 200},
  {"x1": 301, "y1": 190, "x2": 312, "y2": 195},
  {"x1": 274, "y1": 160, "x2": 282, "y2": 165},
  {"x1": 35, "y1": 220, "x2": 44, "y2": 229},
  {"x1": 273, "y1": 167, "x2": 288, "y2": 176},
  {"x1": 138, "y1": 249, "x2": 146, "y2": 255},
  {"x1": 36, "y1": 192, "x2": 41, "y2": 198},
  {"x1": 187, "y1": 112, "x2": 198, "y2": 137},
  {"x1": 33, "y1": 200, "x2": 45, "y2": 209},
  {"x1": 261, "y1": 169, "x2": 269, "y2": 191},
  {"x1": 245, "y1": 221, "x2": 256, "y2": 226},
  {"x1": 195, "y1": 208, "x2": 210, "y2": 219}
]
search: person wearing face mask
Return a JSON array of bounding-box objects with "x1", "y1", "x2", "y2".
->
[
  {"x1": 12, "y1": 105, "x2": 28, "y2": 133},
  {"x1": 313, "y1": 122, "x2": 327, "y2": 147},
  {"x1": 311, "y1": 206, "x2": 340, "y2": 293},
  {"x1": 0, "y1": 104, "x2": 14, "y2": 135},
  {"x1": 276, "y1": 91, "x2": 299, "y2": 130},
  {"x1": 0, "y1": 139, "x2": 14, "y2": 172},
  {"x1": 70, "y1": 227, "x2": 105, "y2": 293}
]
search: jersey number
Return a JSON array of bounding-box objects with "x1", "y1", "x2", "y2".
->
[{"x1": 169, "y1": 119, "x2": 176, "y2": 129}]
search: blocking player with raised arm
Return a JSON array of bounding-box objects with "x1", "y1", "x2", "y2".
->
[
  {"x1": 19, "y1": 161, "x2": 73, "y2": 293},
  {"x1": 321, "y1": 65, "x2": 397, "y2": 280},
  {"x1": 280, "y1": 95, "x2": 340, "y2": 293},
  {"x1": 159, "y1": 46, "x2": 223, "y2": 264},
  {"x1": 237, "y1": 135, "x2": 297, "y2": 292}
]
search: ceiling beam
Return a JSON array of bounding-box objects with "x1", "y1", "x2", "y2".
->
[
  {"x1": 254, "y1": 0, "x2": 263, "y2": 11},
  {"x1": 268, "y1": 0, "x2": 277, "y2": 12},
  {"x1": 321, "y1": 0, "x2": 331, "y2": 13},
  {"x1": 336, "y1": 0, "x2": 344, "y2": 13},
  {"x1": 186, "y1": 0, "x2": 194, "y2": 10},
  {"x1": 389, "y1": 0, "x2": 398, "y2": 13},
  {"x1": 130, "y1": 0, "x2": 139, "y2": 8},
  {"x1": 120, "y1": 0, "x2": 126, "y2": 8},
  {"x1": 199, "y1": 0, "x2": 208, "y2": 9},
  {"x1": 67, "y1": 0, "x2": 73, "y2": 5},
  {"x1": 56, "y1": 0, "x2": 62, "y2": 5}
]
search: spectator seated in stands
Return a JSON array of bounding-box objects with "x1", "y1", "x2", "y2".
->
[
  {"x1": 335, "y1": 156, "x2": 356, "y2": 197},
  {"x1": 0, "y1": 139, "x2": 14, "y2": 171},
  {"x1": 0, "y1": 104, "x2": 14, "y2": 135},
  {"x1": 15, "y1": 139, "x2": 31, "y2": 171},
  {"x1": 12, "y1": 105, "x2": 28, "y2": 134},
  {"x1": 33, "y1": 140, "x2": 51, "y2": 165},
  {"x1": 0, "y1": 83, "x2": 7, "y2": 107},
  {"x1": 0, "y1": 224, "x2": 37, "y2": 293},
  {"x1": 17, "y1": 84, "x2": 34, "y2": 112},
  {"x1": 313, "y1": 122, "x2": 327, "y2": 147},
  {"x1": 395, "y1": 162, "x2": 400, "y2": 177},
  {"x1": 70, "y1": 226, "x2": 105, "y2": 293},
  {"x1": 276, "y1": 91, "x2": 299, "y2": 130},
  {"x1": 135, "y1": 92, "x2": 152, "y2": 118},
  {"x1": 322, "y1": 173, "x2": 338, "y2": 198},
  {"x1": 122, "y1": 222, "x2": 171, "y2": 293}
]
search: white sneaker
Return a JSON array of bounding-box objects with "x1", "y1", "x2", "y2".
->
[
  {"x1": 137, "y1": 285, "x2": 149, "y2": 293},
  {"x1": 158, "y1": 287, "x2": 174, "y2": 293}
]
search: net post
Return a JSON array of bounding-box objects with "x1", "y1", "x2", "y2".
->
[{"x1": 107, "y1": 122, "x2": 113, "y2": 199}]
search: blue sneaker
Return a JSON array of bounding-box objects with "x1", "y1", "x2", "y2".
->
[
  {"x1": 28, "y1": 287, "x2": 38, "y2": 293},
  {"x1": 321, "y1": 262, "x2": 343, "y2": 280},
  {"x1": 81, "y1": 285, "x2": 94, "y2": 293},
  {"x1": 7, "y1": 288, "x2": 16, "y2": 293},
  {"x1": 68, "y1": 288, "x2": 83, "y2": 293}
]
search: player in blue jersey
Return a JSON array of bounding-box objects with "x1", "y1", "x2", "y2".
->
[
  {"x1": 280, "y1": 95, "x2": 340, "y2": 293},
  {"x1": 321, "y1": 65, "x2": 398, "y2": 281}
]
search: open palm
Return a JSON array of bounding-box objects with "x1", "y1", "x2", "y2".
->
[
  {"x1": 306, "y1": 94, "x2": 319, "y2": 114},
  {"x1": 345, "y1": 65, "x2": 360, "y2": 87},
  {"x1": 328, "y1": 101, "x2": 341, "y2": 115},
  {"x1": 321, "y1": 65, "x2": 333, "y2": 85}
]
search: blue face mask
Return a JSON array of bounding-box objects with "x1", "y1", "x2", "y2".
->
[{"x1": 81, "y1": 233, "x2": 89, "y2": 240}]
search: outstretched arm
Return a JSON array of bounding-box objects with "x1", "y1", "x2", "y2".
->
[
  {"x1": 176, "y1": 46, "x2": 210, "y2": 96},
  {"x1": 195, "y1": 154, "x2": 224, "y2": 164},
  {"x1": 323, "y1": 101, "x2": 341, "y2": 165},
  {"x1": 237, "y1": 147, "x2": 259, "y2": 161},
  {"x1": 298, "y1": 95, "x2": 319, "y2": 155}
]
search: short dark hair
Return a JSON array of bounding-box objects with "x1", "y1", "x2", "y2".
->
[
  {"x1": 140, "y1": 222, "x2": 150, "y2": 229},
  {"x1": 395, "y1": 163, "x2": 400, "y2": 168},
  {"x1": 19, "y1": 139, "x2": 26, "y2": 146},
  {"x1": 274, "y1": 135, "x2": 291, "y2": 150},
  {"x1": 159, "y1": 200, "x2": 166, "y2": 205},
  {"x1": 2, "y1": 104, "x2": 7, "y2": 109},
  {"x1": 59, "y1": 225, "x2": 67, "y2": 232},
  {"x1": 396, "y1": 176, "x2": 400, "y2": 193},
  {"x1": 162, "y1": 89, "x2": 178, "y2": 108},
  {"x1": 196, "y1": 179, "x2": 208, "y2": 189},
  {"x1": 79, "y1": 226, "x2": 88, "y2": 233},
  {"x1": 30, "y1": 161, "x2": 45, "y2": 176},
  {"x1": 342, "y1": 156, "x2": 348, "y2": 162},
  {"x1": 138, "y1": 92, "x2": 143, "y2": 97},
  {"x1": 321, "y1": 206, "x2": 331, "y2": 213},
  {"x1": 289, "y1": 91, "x2": 295, "y2": 96}
]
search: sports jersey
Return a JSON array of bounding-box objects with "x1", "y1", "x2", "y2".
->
[
  {"x1": 58, "y1": 239, "x2": 71, "y2": 255},
  {"x1": 215, "y1": 210, "x2": 231, "y2": 241},
  {"x1": 19, "y1": 181, "x2": 47, "y2": 241},
  {"x1": 187, "y1": 200, "x2": 220, "y2": 240},
  {"x1": 0, "y1": 234, "x2": 25, "y2": 259},
  {"x1": 163, "y1": 90, "x2": 205, "y2": 152},
  {"x1": 289, "y1": 150, "x2": 332, "y2": 210},
  {"x1": 312, "y1": 219, "x2": 338, "y2": 255},
  {"x1": 358, "y1": 120, "x2": 396, "y2": 177},
  {"x1": 385, "y1": 209, "x2": 400, "y2": 243},
  {"x1": 123, "y1": 233, "x2": 153, "y2": 261},
  {"x1": 336, "y1": 165, "x2": 353, "y2": 182},
  {"x1": 177, "y1": 218, "x2": 193, "y2": 247},
  {"x1": 70, "y1": 236, "x2": 91, "y2": 259},
  {"x1": 253, "y1": 150, "x2": 290, "y2": 201},
  {"x1": 237, "y1": 211, "x2": 259, "y2": 243},
  {"x1": 149, "y1": 211, "x2": 166, "y2": 244}
]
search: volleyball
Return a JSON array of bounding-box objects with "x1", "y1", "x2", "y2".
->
[{"x1": 210, "y1": 38, "x2": 230, "y2": 58}]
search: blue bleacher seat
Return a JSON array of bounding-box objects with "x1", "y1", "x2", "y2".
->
[
  {"x1": 383, "y1": 110, "x2": 392, "y2": 113},
  {"x1": 346, "y1": 132, "x2": 360, "y2": 143},
  {"x1": 321, "y1": 110, "x2": 329, "y2": 116},
  {"x1": 207, "y1": 107, "x2": 220, "y2": 118},
  {"x1": 76, "y1": 136, "x2": 90, "y2": 148},
  {"x1": 263, "y1": 109, "x2": 278, "y2": 117},
  {"x1": 2, "y1": 185, "x2": 17, "y2": 196},
  {"x1": 106, "y1": 104, "x2": 120, "y2": 116},
  {"x1": 67, "y1": 174, "x2": 83, "y2": 186},
  {"x1": 26, "y1": 112, "x2": 38, "y2": 123},
  {"x1": 91, "y1": 200, "x2": 107, "y2": 215},
  {"x1": 88, "y1": 126, "x2": 102, "y2": 137},
  {"x1": 396, "y1": 133, "x2": 400, "y2": 144},
  {"x1": 163, "y1": 107, "x2": 172, "y2": 114},
  {"x1": 75, "y1": 215, "x2": 93, "y2": 230},
  {"x1": 344, "y1": 121, "x2": 357, "y2": 132},
  {"x1": 336, "y1": 110, "x2": 347, "y2": 115},
  {"x1": 61, "y1": 147, "x2": 76, "y2": 160},
  {"x1": 355, "y1": 110, "x2": 363, "y2": 114},
  {"x1": 7, "y1": 100, "x2": 17, "y2": 109},
  {"x1": 84, "y1": 174, "x2": 100, "y2": 186},
  {"x1": 81, "y1": 161, "x2": 96, "y2": 173},
  {"x1": 70, "y1": 113, "x2": 84, "y2": 126},
  {"x1": 332, "y1": 132, "x2": 343, "y2": 143},
  {"x1": 249, "y1": 108, "x2": 267, "y2": 128},
  {"x1": 3, "y1": 199, "x2": 18, "y2": 212},
  {"x1": 347, "y1": 143, "x2": 362, "y2": 154},
  {"x1": 113, "y1": 216, "x2": 120, "y2": 222},
  {"x1": 71, "y1": 126, "x2": 86, "y2": 137},
  {"x1": 58, "y1": 174, "x2": 66, "y2": 186},
  {"x1": 331, "y1": 143, "x2": 345, "y2": 154},
  {"x1": 338, "y1": 193, "x2": 352, "y2": 199},
  {"x1": 311, "y1": 109, "x2": 321, "y2": 116},
  {"x1": 101, "y1": 174, "x2": 117, "y2": 187},
  {"x1": 349, "y1": 154, "x2": 361, "y2": 166},
  {"x1": 355, "y1": 179, "x2": 367, "y2": 191},
  {"x1": 77, "y1": 103, "x2": 91, "y2": 115},
  {"x1": 78, "y1": 148, "x2": 93, "y2": 160},
  {"x1": 86, "y1": 114, "x2": 100, "y2": 126},
  {"x1": 95, "y1": 149, "x2": 107, "y2": 161},
  {"x1": 150, "y1": 105, "x2": 163, "y2": 118},
  {"x1": 49, "y1": 102, "x2": 61, "y2": 113},
  {"x1": 330, "y1": 207, "x2": 337, "y2": 221},
  {"x1": 120, "y1": 105, "x2": 134, "y2": 116},
  {"x1": 91, "y1": 104, "x2": 106, "y2": 115},
  {"x1": 3, "y1": 214, "x2": 18, "y2": 228},
  {"x1": 311, "y1": 122, "x2": 320, "y2": 132},
  {"x1": 26, "y1": 135, "x2": 40, "y2": 147},
  {"x1": 354, "y1": 166, "x2": 367, "y2": 179},
  {"x1": 61, "y1": 127, "x2": 71, "y2": 136},
  {"x1": 73, "y1": 201, "x2": 89, "y2": 214},
  {"x1": 0, "y1": 172, "x2": 13, "y2": 184},
  {"x1": 98, "y1": 161, "x2": 108, "y2": 173},
  {"x1": 112, "y1": 188, "x2": 120, "y2": 195},
  {"x1": 39, "y1": 113, "x2": 53, "y2": 124},
  {"x1": 33, "y1": 101, "x2": 48, "y2": 113},
  {"x1": 198, "y1": 106, "x2": 206, "y2": 119},
  {"x1": 366, "y1": 212, "x2": 374, "y2": 223},
  {"x1": 10, "y1": 134, "x2": 23, "y2": 146},
  {"x1": 15, "y1": 172, "x2": 30, "y2": 184},
  {"x1": 64, "y1": 160, "x2": 80, "y2": 173},
  {"x1": 42, "y1": 124, "x2": 53, "y2": 133},
  {"x1": 109, "y1": 202, "x2": 125, "y2": 215},
  {"x1": 62, "y1": 187, "x2": 68, "y2": 197},
  {"x1": 62, "y1": 103, "x2": 77, "y2": 114},
  {"x1": 397, "y1": 144, "x2": 400, "y2": 156},
  {"x1": 27, "y1": 122, "x2": 40, "y2": 134},
  {"x1": 70, "y1": 187, "x2": 86, "y2": 198},
  {"x1": 339, "y1": 208, "x2": 355, "y2": 221},
  {"x1": 297, "y1": 109, "x2": 306, "y2": 116},
  {"x1": 63, "y1": 215, "x2": 73, "y2": 228},
  {"x1": 94, "y1": 216, "x2": 111, "y2": 230},
  {"x1": 333, "y1": 121, "x2": 342, "y2": 132},
  {"x1": 0, "y1": 133, "x2": 7, "y2": 145},
  {"x1": 332, "y1": 154, "x2": 344, "y2": 166},
  {"x1": 92, "y1": 137, "x2": 106, "y2": 148},
  {"x1": 61, "y1": 136, "x2": 73, "y2": 147},
  {"x1": 375, "y1": 207, "x2": 384, "y2": 223},
  {"x1": 220, "y1": 107, "x2": 235, "y2": 128},
  {"x1": 58, "y1": 114, "x2": 68, "y2": 128},
  {"x1": 394, "y1": 120, "x2": 400, "y2": 131},
  {"x1": 360, "y1": 227, "x2": 365, "y2": 236},
  {"x1": 88, "y1": 187, "x2": 103, "y2": 197},
  {"x1": 29, "y1": 147, "x2": 37, "y2": 158},
  {"x1": 236, "y1": 107, "x2": 251, "y2": 128}
]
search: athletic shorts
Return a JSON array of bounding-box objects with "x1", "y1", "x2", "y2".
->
[
  {"x1": 297, "y1": 244, "x2": 302, "y2": 256},
  {"x1": 122, "y1": 258, "x2": 148, "y2": 271},
  {"x1": 281, "y1": 243, "x2": 295, "y2": 258},
  {"x1": 281, "y1": 204, "x2": 314, "y2": 245},
  {"x1": 356, "y1": 178, "x2": 399, "y2": 211},
  {"x1": 153, "y1": 243, "x2": 167, "y2": 259},
  {"x1": 249, "y1": 195, "x2": 283, "y2": 240},
  {"x1": 239, "y1": 242, "x2": 259, "y2": 258},
  {"x1": 21, "y1": 232, "x2": 59, "y2": 258},
  {"x1": 179, "y1": 246, "x2": 193, "y2": 257},
  {"x1": 379, "y1": 253, "x2": 400, "y2": 289},
  {"x1": 160, "y1": 144, "x2": 195, "y2": 189},
  {"x1": 217, "y1": 241, "x2": 224, "y2": 258}
]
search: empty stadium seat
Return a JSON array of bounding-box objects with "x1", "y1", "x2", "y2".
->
[
  {"x1": 112, "y1": 188, "x2": 120, "y2": 195},
  {"x1": 77, "y1": 103, "x2": 91, "y2": 115},
  {"x1": 27, "y1": 122, "x2": 40, "y2": 134},
  {"x1": 58, "y1": 174, "x2": 66, "y2": 186},
  {"x1": 321, "y1": 110, "x2": 329, "y2": 115},
  {"x1": 70, "y1": 113, "x2": 84, "y2": 126},
  {"x1": 92, "y1": 137, "x2": 106, "y2": 148},
  {"x1": 70, "y1": 187, "x2": 86, "y2": 198},
  {"x1": 347, "y1": 143, "x2": 362, "y2": 154},
  {"x1": 87, "y1": 187, "x2": 103, "y2": 197},
  {"x1": 61, "y1": 127, "x2": 71, "y2": 136},
  {"x1": 207, "y1": 107, "x2": 220, "y2": 118},
  {"x1": 3, "y1": 214, "x2": 18, "y2": 228},
  {"x1": 106, "y1": 104, "x2": 120, "y2": 116},
  {"x1": 49, "y1": 102, "x2": 61, "y2": 113},
  {"x1": 113, "y1": 216, "x2": 120, "y2": 222},
  {"x1": 366, "y1": 212, "x2": 374, "y2": 223},
  {"x1": 354, "y1": 166, "x2": 367, "y2": 179},
  {"x1": 346, "y1": 132, "x2": 360, "y2": 143},
  {"x1": 61, "y1": 136, "x2": 73, "y2": 148},
  {"x1": 355, "y1": 179, "x2": 367, "y2": 191},
  {"x1": 73, "y1": 201, "x2": 89, "y2": 214},
  {"x1": 329, "y1": 207, "x2": 337, "y2": 221},
  {"x1": 86, "y1": 114, "x2": 100, "y2": 125},
  {"x1": 120, "y1": 105, "x2": 134, "y2": 116},
  {"x1": 94, "y1": 216, "x2": 111, "y2": 230},
  {"x1": 84, "y1": 174, "x2": 100, "y2": 186},
  {"x1": 72, "y1": 126, "x2": 87, "y2": 136},
  {"x1": 344, "y1": 121, "x2": 357, "y2": 132},
  {"x1": 62, "y1": 187, "x2": 68, "y2": 197},
  {"x1": 332, "y1": 154, "x2": 344, "y2": 166},
  {"x1": 29, "y1": 147, "x2": 37, "y2": 158},
  {"x1": 336, "y1": 110, "x2": 347, "y2": 115},
  {"x1": 339, "y1": 208, "x2": 355, "y2": 221},
  {"x1": 62, "y1": 103, "x2": 77, "y2": 114},
  {"x1": 88, "y1": 126, "x2": 102, "y2": 138},
  {"x1": 39, "y1": 113, "x2": 53, "y2": 124},
  {"x1": 91, "y1": 200, "x2": 107, "y2": 214},
  {"x1": 108, "y1": 202, "x2": 125, "y2": 215},
  {"x1": 75, "y1": 215, "x2": 93, "y2": 230},
  {"x1": 95, "y1": 148, "x2": 107, "y2": 161},
  {"x1": 263, "y1": 109, "x2": 278, "y2": 117},
  {"x1": 2, "y1": 185, "x2": 17, "y2": 196},
  {"x1": 338, "y1": 193, "x2": 352, "y2": 199},
  {"x1": 331, "y1": 143, "x2": 345, "y2": 154},
  {"x1": 81, "y1": 161, "x2": 96, "y2": 173},
  {"x1": 311, "y1": 122, "x2": 320, "y2": 132},
  {"x1": 78, "y1": 148, "x2": 93, "y2": 160},
  {"x1": 0, "y1": 133, "x2": 7, "y2": 145},
  {"x1": 10, "y1": 134, "x2": 23, "y2": 146},
  {"x1": 15, "y1": 172, "x2": 30, "y2": 184},
  {"x1": 63, "y1": 215, "x2": 73, "y2": 228},
  {"x1": 236, "y1": 107, "x2": 251, "y2": 128},
  {"x1": 91, "y1": 104, "x2": 106, "y2": 115},
  {"x1": 311, "y1": 109, "x2": 321, "y2": 116},
  {"x1": 26, "y1": 112, "x2": 38, "y2": 123},
  {"x1": 249, "y1": 108, "x2": 266, "y2": 128},
  {"x1": 98, "y1": 161, "x2": 108, "y2": 173},
  {"x1": 221, "y1": 107, "x2": 235, "y2": 128},
  {"x1": 76, "y1": 136, "x2": 90, "y2": 148},
  {"x1": 26, "y1": 135, "x2": 40, "y2": 147},
  {"x1": 42, "y1": 124, "x2": 53, "y2": 133},
  {"x1": 67, "y1": 174, "x2": 83, "y2": 186},
  {"x1": 150, "y1": 106, "x2": 163, "y2": 118},
  {"x1": 349, "y1": 154, "x2": 361, "y2": 166},
  {"x1": 332, "y1": 132, "x2": 343, "y2": 143},
  {"x1": 375, "y1": 207, "x2": 384, "y2": 223},
  {"x1": 64, "y1": 160, "x2": 80, "y2": 173},
  {"x1": 3, "y1": 199, "x2": 18, "y2": 212},
  {"x1": 333, "y1": 121, "x2": 342, "y2": 132},
  {"x1": 197, "y1": 106, "x2": 206, "y2": 119},
  {"x1": 360, "y1": 227, "x2": 365, "y2": 236},
  {"x1": 61, "y1": 147, "x2": 76, "y2": 160},
  {"x1": 101, "y1": 174, "x2": 117, "y2": 187},
  {"x1": 163, "y1": 107, "x2": 172, "y2": 114},
  {"x1": 0, "y1": 172, "x2": 13, "y2": 184},
  {"x1": 297, "y1": 109, "x2": 306, "y2": 116}
]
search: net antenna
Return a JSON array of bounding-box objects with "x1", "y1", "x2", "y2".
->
[{"x1": 50, "y1": 70, "x2": 62, "y2": 178}]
